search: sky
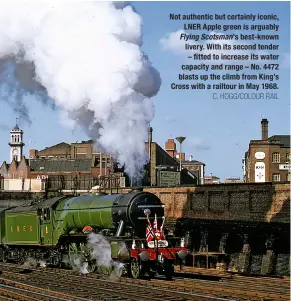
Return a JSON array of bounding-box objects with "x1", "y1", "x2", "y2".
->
[{"x1": 0, "y1": 1, "x2": 290, "y2": 181}]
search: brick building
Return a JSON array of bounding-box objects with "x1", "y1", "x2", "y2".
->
[
  {"x1": 29, "y1": 140, "x2": 113, "y2": 176},
  {"x1": 145, "y1": 128, "x2": 196, "y2": 186},
  {"x1": 224, "y1": 177, "x2": 244, "y2": 183},
  {"x1": 0, "y1": 156, "x2": 100, "y2": 179},
  {"x1": 204, "y1": 174, "x2": 220, "y2": 184},
  {"x1": 164, "y1": 138, "x2": 205, "y2": 184},
  {"x1": 243, "y1": 119, "x2": 290, "y2": 183},
  {"x1": 145, "y1": 141, "x2": 179, "y2": 186},
  {"x1": 0, "y1": 123, "x2": 117, "y2": 183},
  {"x1": 1, "y1": 124, "x2": 197, "y2": 188},
  {"x1": 181, "y1": 156, "x2": 205, "y2": 185},
  {"x1": 0, "y1": 122, "x2": 28, "y2": 179}
]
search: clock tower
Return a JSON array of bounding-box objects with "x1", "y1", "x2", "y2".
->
[{"x1": 9, "y1": 120, "x2": 25, "y2": 163}]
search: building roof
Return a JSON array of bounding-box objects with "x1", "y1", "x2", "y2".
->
[
  {"x1": 72, "y1": 139, "x2": 94, "y2": 144},
  {"x1": 0, "y1": 161, "x2": 10, "y2": 170},
  {"x1": 38, "y1": 142, "x2": 71, "y2": 153},
  {"x1": 23, "y1": 157, "x2": 29, "y2": 166},
  {"x1": 268, "y1": 135, "x2": 290, "y2": 148},
  {"x1": 30, "y1": 158, "x2": 92, "y2": 173},
  {"x1": 10, "y1": 124, "x2": 23, "y2": 132},
  {"x1": 182, "y1": 160, "x2": 205, "y2": 166},
  {"x1": 188, "y1": 170, "x2": 199, "y2": 178},
  {"x1": 204, "y1": 175, "x2": 220, "y2": 180}
]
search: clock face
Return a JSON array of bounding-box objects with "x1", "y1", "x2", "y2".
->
[{"x1": 13, "y1": 148, "x2": 18, "y2": 155}]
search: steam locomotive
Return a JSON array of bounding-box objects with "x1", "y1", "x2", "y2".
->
[{"x1": 0, "y1": 191, "x2": 188, "y2": 279}]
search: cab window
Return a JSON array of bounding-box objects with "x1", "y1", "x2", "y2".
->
[{"x1": 43, "y1": 208, "x2": 50, "y2": 221}]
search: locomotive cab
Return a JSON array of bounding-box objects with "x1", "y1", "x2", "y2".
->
[{"x1": 37, "y1": 208, "x2": 51, "y2": 221}]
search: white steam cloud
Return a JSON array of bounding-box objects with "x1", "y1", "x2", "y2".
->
[
  {"x1": 71, "y1": 233, "x2": 125, "y2": 277},
  {"x1": 88, "y1": 233, "x2": 125, "y2": 277},
  {"x1": 0, "y1": 1, "x2": 161, "y2": 178}
]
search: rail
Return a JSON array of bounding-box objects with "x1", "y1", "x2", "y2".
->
[
  {"x1": 0, "y1": 262, "x2": 289, "y2": 301},
  {"x1": 0, "y1": 263, "x2": 245, "y2": 301}
]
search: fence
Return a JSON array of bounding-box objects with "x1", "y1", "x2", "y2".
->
[
  {"x1": 44, "y1": 174, "x2": 126, "y2": 192},
  {"x1": 0, "y1": 174, "x2": 126, "y2": 192}
]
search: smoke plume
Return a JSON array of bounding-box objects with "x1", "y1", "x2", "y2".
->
[
  {"x1": 0, "y1": 123, "x2": 9, "y2": 132},
  {"x1": 0, "y1": 1, "x2": 161, "y2": 178}
]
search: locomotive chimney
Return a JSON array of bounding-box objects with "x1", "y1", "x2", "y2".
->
[{"x1": 261, "y1": 118, "x2": 269, "y2": 140}]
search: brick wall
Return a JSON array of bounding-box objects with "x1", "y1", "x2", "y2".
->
[
  {"x1": 143, "y1": 183, "x2": 290, "y2": 224},
  {"x1": 0, "y1": 190, "x2": 46, "y2": 200},
  {"x1": 247, "y1": 141, "x2": 290, "y2": 182},
  {"x1": 0, "y1": 183, "x2": 289, "y2": 224}
]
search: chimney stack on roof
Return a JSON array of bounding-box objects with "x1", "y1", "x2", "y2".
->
[
  {"x1": 165, "y1": 138, "x2": 176, "y2": 157},
  {"x1": 29, "y1": 149, "x2": 38, "y2": 159},
  {"x1": 148, "y1": 127, "x2": 153, "y2": 143},
  {"x1": 261, "y1": 118, "x2": 269, "y2": 140}
]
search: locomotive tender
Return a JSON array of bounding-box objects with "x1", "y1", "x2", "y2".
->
[{"x1": 0, "y1": 191, "x2": 187, "y2": 279}]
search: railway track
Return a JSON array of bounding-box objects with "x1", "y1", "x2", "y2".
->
[
  {"x1": 0, "y1": 263, "x2": 289, "y2": 301},
  {"x1": 0, "y1": 277, "x2": 90, "y2": 301},
  {"x1": 172, "y1": 266, "x2": 290, "y2": 300},
  {"x1": 175, "y1": 265, "x2": 290, "y2": 281},
  {"x1": 174, "y1": 266, "x2": 290, "y2": 288},
  {"x1": 0, "y1": 263, "x2": 232, "y2": 301}
]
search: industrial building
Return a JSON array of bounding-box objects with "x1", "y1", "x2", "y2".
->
[
  {"x1": 204, "y1": 174, "x2": 221, "y2": 184},
  {"x1": 164, "y1": 138, "x2": 206, "y2": 185},
  {"x1": 0, "y1": 124, "x2": 200, "y2": 189},
  {"x1": 243, "y1": 119, "x2": 290, "y2": 183},
  {"x1": 0, "y1": 123, "x2": 126, "y2": 190},
  {"x1": 29, "y1": 140, "x2": 114, "y2": 176}
]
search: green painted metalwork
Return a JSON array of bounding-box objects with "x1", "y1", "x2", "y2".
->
[
  {"x1": 0, "y1": 208, "x2": 7, "y2": 243},
  {"x1": 4, "y1": 211, "x2": 40, "y2": 245},
  {"x1": 52, "y1": 194, "x2": 119, "y2": 245},
  {"x1": 111, "y1": 241, "x2": 118, "y2": 258},
  {"x1": 0, "y1": 193, "x2": 124, "y2": 247}
]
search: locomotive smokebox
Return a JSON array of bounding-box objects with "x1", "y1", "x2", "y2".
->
[{"x1": 112, "y1": 191, "x2": 164, "y2": 236}]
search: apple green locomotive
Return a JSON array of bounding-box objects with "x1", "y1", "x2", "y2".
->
[{"x1": 0, "y1": 191, "x2": 187, "y2": 279}]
